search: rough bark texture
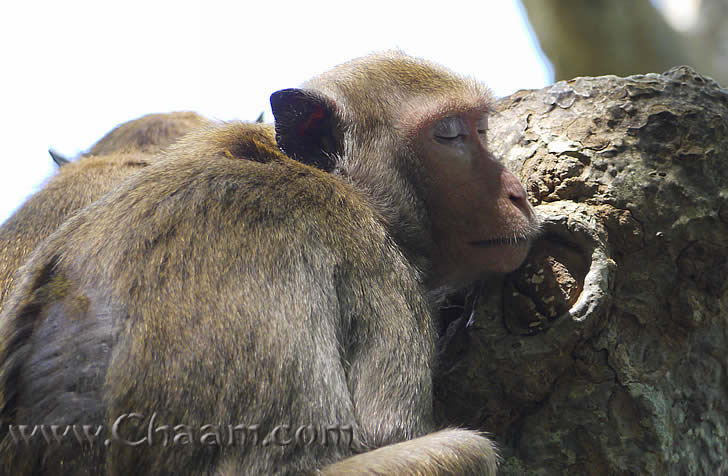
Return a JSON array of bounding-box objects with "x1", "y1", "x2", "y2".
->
[{"x1": 434, "y1": 66, "x2": 728, "y2": 475}]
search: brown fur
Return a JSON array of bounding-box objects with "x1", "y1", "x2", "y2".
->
[
  {"x1": 0, "y1": 52, "x2": 538, "y2": 475},
  {"x1": 0, "y1": 112, "x2": 212, "y2": 310},
  {"x1": 86, "y1": 111, "x2": 211, "y2": 156}
]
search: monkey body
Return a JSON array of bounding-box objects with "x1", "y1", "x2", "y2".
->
[
  {"x1": 0, "y1": 112, "x2": 210, "y2": 310},
  {"x1": 0, "y1": 52, "x2": 536, "y2": 474},
  {"x1": 0, "y1": 122, "x2": 441, "y2": 474},
  {"x1": 85, "y1": 111, "x2": 211, "y2": 156}
]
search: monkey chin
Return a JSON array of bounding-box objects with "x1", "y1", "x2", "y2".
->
[
  {"x1": 433, "y1": 239, "x2": 532, "y2": 288},
  {"x1": 469, "y1": 239, "x2": 532, "y2": 274}
]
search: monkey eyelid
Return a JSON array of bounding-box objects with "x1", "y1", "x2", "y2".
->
[
  {"x1": 431, "y1": 116, "x2": 467, "y2": 141},
  {"x1": 476, "y1": 116, "x2": 488, "y2": 134}
]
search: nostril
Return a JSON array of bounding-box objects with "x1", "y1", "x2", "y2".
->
[
  {"x1": 502, "y1": 169, "x2": 528, "y2": 208},
  {"x1": 507, "y1": 185, "x2": 527, "y2": 207},
  {"x1": 509, "y1": 190, "x2": 525, "y2": 203},
  {"x1": 506, "y1": 185, "x2": 531, "y2": 215}
]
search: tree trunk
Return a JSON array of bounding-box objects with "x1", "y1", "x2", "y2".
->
[
  {"x1": 434, "y1": 66, "x2": 728, "y2": 475},
  {"x1": 521, "y1": 0, "x2": 728, "y2": 87}
]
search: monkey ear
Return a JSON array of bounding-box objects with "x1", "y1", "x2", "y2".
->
[
  {"x1": 270, "y1": 88, "x2": 340, "y2": 173},
  {"x1": 49, "y1": 148, "x2": 70, "y2": 167}
]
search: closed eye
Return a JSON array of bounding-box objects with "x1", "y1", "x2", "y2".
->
[
  {"x1": 434, "y1": 134, "x2": 466, "y2": 144},
  {"x1": 432, "y1": 116, "x2": 467, "y2": 144},
  {"x1": 476, "y1": 116, "x2": 488, "y2": 135}
]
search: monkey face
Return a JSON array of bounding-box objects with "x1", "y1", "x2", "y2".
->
[
  {"x1": 418, "y1": 112, "x2": 540, "y2": 284},
  {"x1": 272, "y1": 51, "x2": 540, "y2": 289}
]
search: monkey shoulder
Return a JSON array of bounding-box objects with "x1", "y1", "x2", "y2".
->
[{"x1": 123, "y1": 122, "x2": 389, "y2": 254}]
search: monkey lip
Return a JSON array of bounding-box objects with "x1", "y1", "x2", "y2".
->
[{"x1": 469, "y1": 236, "x2": 531, "y2": 248}]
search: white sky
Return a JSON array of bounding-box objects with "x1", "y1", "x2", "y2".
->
[{"x1": 0, "y1": 0, "x2": 551, "y2": 225}]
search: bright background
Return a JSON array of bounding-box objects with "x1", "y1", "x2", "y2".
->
[{"x1": 0, "y1": 0, "x2": 551, "y2": 225}]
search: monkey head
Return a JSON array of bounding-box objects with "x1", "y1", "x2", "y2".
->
[
  {"x1": 271, "y1": 51, "x2": 540, "y2": 288},
  {"x1": 86, "y1": 111, "x2": 210, "y2": 156}
]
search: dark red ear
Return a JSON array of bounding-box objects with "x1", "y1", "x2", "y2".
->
[{"x1": 270, "y1": 88, "x2": 341, "y2": 172}]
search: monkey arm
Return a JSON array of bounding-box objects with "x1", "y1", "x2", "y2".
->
[
  {"x1": 335, "y1": 248, "x2": 437, "y2": 448},
  {"x1": 319, "y1": 428, "x2": 498, "y2": 475}
]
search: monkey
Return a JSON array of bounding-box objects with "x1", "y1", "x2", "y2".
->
[
  {"x1": 0, "y1": 111, "x2": 212, "y2": 311},
  {"x1": 0, "y1": 51, "x2": 539, "y2": 475},
  {"x1": 84, "y1": 111, "x2": 213, "y2": 156},
  {"x1": 49, "y1": 111, "x2": 261, "y2": 167}
]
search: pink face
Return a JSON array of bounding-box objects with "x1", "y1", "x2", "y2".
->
[{"x1": 417, "y1": 111, "x2": 538, "y2": 286}]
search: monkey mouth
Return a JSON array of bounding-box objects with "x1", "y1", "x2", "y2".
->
[{"x1": 469, "y1": 236, "x2": 532, "y2": 248}]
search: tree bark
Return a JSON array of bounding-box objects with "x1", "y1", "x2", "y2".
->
[
  {"x1": 435, "y1": 66, "x2": 728, "y2": 475},
  {"x1": 521, "y1": 0, "x2": 689, "y2": 81},
  {"x1": 521, "y1": 0, "x2": 728, "y2": 87}
]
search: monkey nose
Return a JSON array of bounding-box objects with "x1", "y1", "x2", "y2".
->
[
  {"x1": 508, "y1": 187, "x2": 525, "y2": 203},
  {"x1": 502, "y1": 171, "x2": 530, "y2": 213},
  {"x1": 503, "y1": 172, "x2": 525, "y2": 199}
]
